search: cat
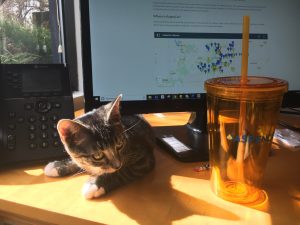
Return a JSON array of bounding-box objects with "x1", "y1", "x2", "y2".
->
[{"x1": 44, "y1": 94, "x2": 155, "y2": 199}]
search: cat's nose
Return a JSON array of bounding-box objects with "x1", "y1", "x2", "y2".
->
[{"x1": 112, "y1": 161, "x2": 121, "y2": 169}]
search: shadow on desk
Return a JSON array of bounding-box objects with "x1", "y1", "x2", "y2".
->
[
  {"x1": 89, "y1": 144, "x2": 299, "y2": 225},
  {"x1": 0, "y1": 147, "x2": 241, "y2": 225},
  {"x1": 87, "y1": 147, "x2": 241, "y2": 225},
  {"x1": 1, "y1": 142, "x2": 299, "y2": 225},
  {"x1": 263, "y1": 146, "x2": 300, "y2": 225}
]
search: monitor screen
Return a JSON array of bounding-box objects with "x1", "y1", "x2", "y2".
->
[{"x1": 81, "y1": 0, "x2": 300, "y2": 114}]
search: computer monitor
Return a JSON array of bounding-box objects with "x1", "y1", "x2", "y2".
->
[{"x1": 80, "y1": 0, "x2": 300, "y2": 162}]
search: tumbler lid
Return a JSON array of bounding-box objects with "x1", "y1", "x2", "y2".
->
[{"x1": 205, "y1": 76, "x2": 288, "y2": 101}]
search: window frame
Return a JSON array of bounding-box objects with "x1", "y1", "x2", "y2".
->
[{"x1": 62, "y1": 0, "x2": 84, "y2": 110}]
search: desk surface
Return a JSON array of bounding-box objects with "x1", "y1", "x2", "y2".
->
[{"x1": 0, "y1": 112, "x2": 299, "y2": 225}]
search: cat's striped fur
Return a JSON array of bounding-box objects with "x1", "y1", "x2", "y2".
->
[{"x1": 44, "y1": 95, "x2": 155, "y2": 199}]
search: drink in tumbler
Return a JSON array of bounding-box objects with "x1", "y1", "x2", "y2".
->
[{"x1": 205, "y1": 76, "x2": 288, "y2": 207}]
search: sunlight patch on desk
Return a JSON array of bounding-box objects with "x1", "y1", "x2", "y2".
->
[
  {"x1": 24, "y1": 169, "x2": 44, "y2": 176},
  {"x1": 172, "y1": 212, "x2": 272, "y2": 225},
  {"x1": 173, "y1": 215, "x2": 243, "y2": 225},
  {"x1": 170, "y1": 175, "x2": 272, "y2": 224},
  {"x1": 154, "y1": 113, "x2": 166, "y2": 118},
  {"x1": 170, "y1": 175, "x2": 210, "y2": 199}
]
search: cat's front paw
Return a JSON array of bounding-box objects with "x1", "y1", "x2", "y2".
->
[
  {"x1": 44, "y1": 161, "x2": 60, "y2": 177},
  {"x1": 82, "y1": 182, "x2": 105, "y2": 199},
  {"x1": 44, "y1": 159, "x2": 80, "y2": 177}
]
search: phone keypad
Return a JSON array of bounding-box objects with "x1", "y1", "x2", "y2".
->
[{"x1": 5, "y1": 101, "x2": 65, "y2": 151}]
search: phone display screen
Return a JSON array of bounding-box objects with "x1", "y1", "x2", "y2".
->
[{"x1": 22, "y1": 68, "x2": 62, "y2": 93}]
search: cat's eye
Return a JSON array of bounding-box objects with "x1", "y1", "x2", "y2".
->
[{"x1": 92, "y1": 152, "x2": 104, "y2": 161}]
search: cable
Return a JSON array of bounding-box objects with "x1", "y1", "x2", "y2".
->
[{"x1": 55, "y1": 0, "x2": 62, "y2": 53}]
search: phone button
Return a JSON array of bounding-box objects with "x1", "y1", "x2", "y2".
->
[
  {"x1": 52, "y1": 131, "x2": 59, "y2": 138},
  {"x1": 51, "y1": 115, "x2": 59, "y2": 122},
  {"x1": 7, "y1": 144, "x2": 16, "y2": 150},
  {"x1": 29, "y1": 124, "x2": 36, "y2": 131},
  {"x1": 41, "y1": 132, "x2": 48, "y2": 139},
  {"x1": 7, "y1": 134, "x2": 15, "y2": 142},
  {"x1": 40, "y1": 124, "x2": 48, "y2": 131},
  {"x1": 29, "y1": 143, "x2": 37, "y2": 150},
  {"x1": 29, "y1": 133, "x2": 36, "y2": 140},
  {"x1": 53, "y1": 103, "x2": 61, "y2": 108},
  {"x1": 8, "y1": 124, "x2": 16, "y2": 130},
  {"x1": 17, "y1": 117, "x2": 25, "y2": 123},
  {"x1": 8, "y1": 112, "x2": 16, "y2": 118},
  {"x1": 40, "y1": 115, "x2": 48, "y2": 122},
  {"x1": 28, "y1": 116, "x2": 36, "y2": 123},
  {"x1": 41, "y1": 142, "x2": 49, "y2": 149},
  {"x1": 37, "y1": 101, "x2": 51, "y2": 113},
  {"x1": 53, "y1": 140, "x2": 61, "y2": 147},
  {"x1": 24, "y1": 103, "x2": 34, "y2": 110}
]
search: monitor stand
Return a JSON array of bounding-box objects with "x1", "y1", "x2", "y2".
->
[{"x1": 154, "y1": 110, "x2": 209, "y2": 162}]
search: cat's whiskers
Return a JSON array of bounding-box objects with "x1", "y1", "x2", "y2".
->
[
  {"x1": 123, "y1": 152, "x2": 140, "y2": 163},
  {"x1": 122, "y1": 120, "x2": 142, "y2": 134}
]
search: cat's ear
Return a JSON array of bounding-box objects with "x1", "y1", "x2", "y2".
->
[
  {"x1": 57, "y1": 119, "x2": 90, "y2": 144},
  {"x1": 105, "y1": 94, "x2": 122, "y2": 123}
]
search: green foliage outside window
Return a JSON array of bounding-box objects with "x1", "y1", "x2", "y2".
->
[{"x1": 0, "y1": 19, "x2": 52, "y2": 63}]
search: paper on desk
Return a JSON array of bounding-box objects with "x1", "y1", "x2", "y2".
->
[{"x1": 274, "y1": 129, "x2": 300, "y2": 151}]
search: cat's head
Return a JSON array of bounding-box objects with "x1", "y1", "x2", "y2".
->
[{"x1": 57, "y1": 94, "x2": 126, "y2": 175}]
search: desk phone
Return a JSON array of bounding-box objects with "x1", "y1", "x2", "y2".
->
[{"x1": 0, "y1": 64, "x2": 74, "y2": 165}]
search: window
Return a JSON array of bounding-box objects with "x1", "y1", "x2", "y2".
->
[
  {"x1": 0, "y1": 0, "x2": 83, "y2": 109},
  {"x1": 0, "y1": 0, "x2": 64, "y2": 64}
]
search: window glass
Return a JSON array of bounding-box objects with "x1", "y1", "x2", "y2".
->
[{"x1": 0, "y1": 0, "x2": 63, "y2": 64}]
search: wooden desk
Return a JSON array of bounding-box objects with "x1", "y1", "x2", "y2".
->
[{"x1": 0, "y1": 112, "x2": 299, "y2": 225}]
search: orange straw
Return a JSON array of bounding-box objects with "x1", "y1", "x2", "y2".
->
[
  {"x1": 236, "y1": 16, "x2": 250, "y2": 174},
  {"x1": 241, "y1": 16, "x2": 250, "y2": 84}
]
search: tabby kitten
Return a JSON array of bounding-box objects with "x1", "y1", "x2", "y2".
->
[{"x1": 44, "y1": 95, "x2": 155, "y2": 199}]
